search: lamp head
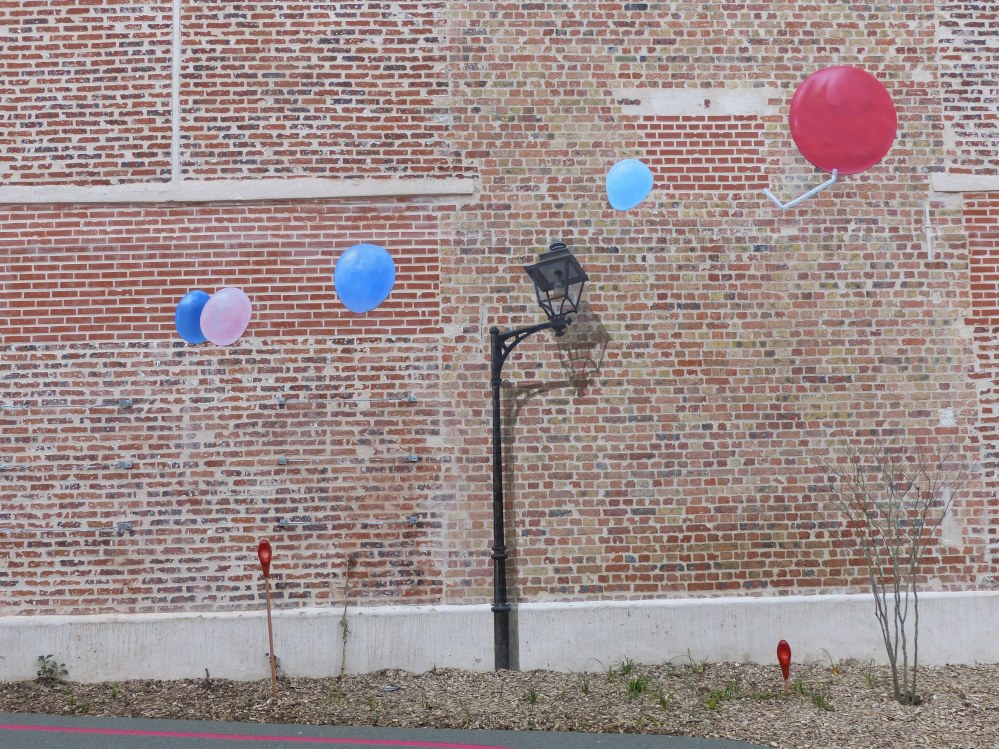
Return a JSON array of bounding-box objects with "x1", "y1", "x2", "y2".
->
[{"x1": 523, "y1": 242, "x2": 588, "y2": 328}]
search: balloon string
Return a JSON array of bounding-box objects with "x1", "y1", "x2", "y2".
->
[{"x1": 762, "y1": 169, "x2": 838, "y2": 210}]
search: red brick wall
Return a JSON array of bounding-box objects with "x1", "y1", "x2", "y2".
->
[
  {"x1": 1, "y1": 337, "x2": 448, "y2": 612},
  {"x1": 967, "y1": 199, "x2": 999, "y2": 324},
  {"x1": 636, "y1": 116, "x2": 768, "y2": 194},
  {"x1": 2, "y1": 1, "x2": 997, "y2": 617},
  {"x1": 0, "y1": 201, "x2": 447, "y2": 343},
  {"x1": 0, "y1": 1, "x2": 472, "y2": 185},
  {"x1": 181, "y1": 2, "x2": 470, "y2": 180},
  {"x1": 965, "y1": 195, "x2": 999, "y2": 569},
  {"x1": 0, "y1": 2, "x2": 173, "y2": 185}
]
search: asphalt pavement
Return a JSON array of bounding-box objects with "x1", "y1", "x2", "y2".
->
[{"x1": 0, "y1": 712, "x2": 772, "y2": 749}]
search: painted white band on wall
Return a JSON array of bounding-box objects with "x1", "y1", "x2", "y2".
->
[
  {"x1": 932, "y1": 173, "x2": 999, "y2": 193},
  {"x1": 613, "y1": 87, "x2": 781, "y2": 116},
  {"x1": 0, "y1": 177, "x2": 477, "y2": 205},
  {"x1": 1, "y1": 592, "x2": 996, "y2": 683}
]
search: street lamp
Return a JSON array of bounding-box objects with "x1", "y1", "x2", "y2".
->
[{"x1": 489, "y1": 241, "x2": 588, "y2": 670}]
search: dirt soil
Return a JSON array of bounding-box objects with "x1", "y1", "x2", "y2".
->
[{"x1": 1, "y1": 661, "x2": 997, "y2": 749}]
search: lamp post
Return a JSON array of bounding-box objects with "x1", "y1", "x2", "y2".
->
[{"x1": 490, "y1": 241, "x2": 588, "y2": 670}]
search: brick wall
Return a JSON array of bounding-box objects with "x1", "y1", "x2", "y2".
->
[
  {"x1": 938, "y1": 2, "x2": 999, "y2": 176},
  {"x1": 635, "y1": 116, "x2": 768, "y2": 194},
  {"x1": 2, "y1": 1, "x2": 997, "y2": 618},
  {"x1": 0, "y1": 201, "x2": 447, "y2": 343},
  {"x1": 1, "y1": 337, "x2": 448, "y2": 612},
  {"x1": 964, "y1": 195, "x2": 999, "y2": 569},
  {"x1": 439, "y1": 0, "x2": 994, "y2": 603},
  {"x1": 0, "y1": 1, "x2": 473, "y2": 185},
  {"x1": 0, "y1": 2, "x2": 173, "y2": 185},
  {"x1": 0, "y1": 195, "x2": 454, "y2": 611},
  {"x1": 181, "y1": 2, "x2": 468, "y2": 180}
]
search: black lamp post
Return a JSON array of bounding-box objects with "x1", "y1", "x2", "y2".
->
[{"x1": 489, "y1": 241, "x2": 588, "y2": 670}]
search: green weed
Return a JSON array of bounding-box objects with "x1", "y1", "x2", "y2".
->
[
  {"x1": 792, "y1": 676, "x2": 835, "y2": 712},
  {"x1": 657, "y1": 690, "x2": 673, "y2": 712},
  {"x1": 677, "y1": 650, "x2": 708, "y2": 674},
  {"x1": 821, "y1": 648, "x2": 842, "y2": 676},
  {"x1": 366, "y1": 695, "x2": 380, "y2": 726},
  {"x1": 704, "y1": 680, "x2": 739, "y2": 710},
  {"x1": 627, "y1": 674, "x2": 649, "y2": 700},
  {"x1": 36, "y1": 655, "x2": 68, "y2": 683},
  {"x1": 810, "y1": 690, "x2": 833, "y2": 711},
  {"x1": 609, "y1": 657, "x2": 636, "y2": 679}
]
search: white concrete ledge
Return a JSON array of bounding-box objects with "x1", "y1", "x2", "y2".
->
[
  {"x1": 0, "y1": 177, "x2": 478, "y2": 205},
  {"x1": 0, "y1": 604, "x2": 492, "y2": 683},
  {"x1": 932, "y1": 173, "x2": 999, "y2": 193},
  {"x1": 1, "y1": 592, "x2": 996, "y2": 683},
  {"x1": 516, "y1": 592, "x2": 999, "y2": 671}
]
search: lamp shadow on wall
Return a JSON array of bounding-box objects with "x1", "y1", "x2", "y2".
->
[
  {"x1": 499, "y1": 302, "x2": 610, "y2": 667},
  {"x1": 553, "y1": 303, "x2": 610, "y2": 388}
]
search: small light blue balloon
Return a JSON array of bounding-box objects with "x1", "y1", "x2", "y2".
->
[
  {"x1": 606, "y1": 158, "x2": 654, "y2": 211},
  {"x1": 174, "y1": 290, "x2": 210, "y2": 344},
  {"x1": 334, "y1": 243, "x2": 396, "y2": 314}
]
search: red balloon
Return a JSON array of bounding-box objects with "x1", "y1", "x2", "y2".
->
[
  {"x1": 257, "y1": 540, "x2": 272, "y2": 578},
  {"x1": 777, "y1": 639, "x2": 792, "y2": 681},
  {"x1": 789, "y1": 66, "x2": 897, "y2": 175}
]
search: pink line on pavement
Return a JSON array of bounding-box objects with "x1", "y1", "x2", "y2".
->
[{"x1": 0, "y1": 723, "x2": 516, "y2": 749}]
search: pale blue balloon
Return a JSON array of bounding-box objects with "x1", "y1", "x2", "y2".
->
[
  {"x1": 334, "y1": 243, "x2": 396, "y2": 314},
  {"x1": 606, "y1": 159, "x2": 654, "y2": 210}
]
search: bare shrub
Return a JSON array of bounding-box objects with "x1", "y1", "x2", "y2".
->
[{"x1": 821, "y1": 437, "x2": 969, "y2": 705}]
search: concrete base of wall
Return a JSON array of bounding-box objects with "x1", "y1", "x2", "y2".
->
[{"x1": 2, "y1": 592, "x2": 997, "y2": 682}]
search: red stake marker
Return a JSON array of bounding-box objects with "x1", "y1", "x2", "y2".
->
[
  {"x1": 257, "y1": 540, "x2": 277, "y2": 698},
  {"x1": 777, "y1": 640, "x2": 792, "y2": 692},
  {"x1": 258, "y1": 539, "x2": 272, "y2": 578}
]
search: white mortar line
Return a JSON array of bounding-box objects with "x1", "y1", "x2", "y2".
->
[{"x1": 924, "y1": 202, "x2": 935, "y2": 260}]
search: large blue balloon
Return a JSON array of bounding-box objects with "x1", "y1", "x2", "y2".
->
[
  {"x1": 175, "y1": 290, "x2": 210, "y2": 344},
  {"x1": 334, "y1": 243, "x2": 396, "y2": 314},
  {"x1": 606, "y1": 159, "x2": 654, "y2": 211}
]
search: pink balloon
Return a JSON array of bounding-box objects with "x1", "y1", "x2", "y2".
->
[{"x1": 200, "y1": 287, "x2": 252, "y2": 346}]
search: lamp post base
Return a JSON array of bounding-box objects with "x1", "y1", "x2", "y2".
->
[{"x1": 492, "y1": 603, "x2": 512, "y2": 670}]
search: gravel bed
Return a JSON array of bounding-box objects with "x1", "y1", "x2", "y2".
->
[{"x1": 1, "y1": 661, "x2": 996, "y2": 748}]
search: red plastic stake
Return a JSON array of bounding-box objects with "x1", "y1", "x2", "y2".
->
[
  {"x1": 257, "y1": 540, "x2": 277, "y2": 698},
  {"x1": 777, "y1": 640, "x2": 792, "y2": 692},
  {"x1": 257, "y1": 540, "x2": 272, "y2": 579}
]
